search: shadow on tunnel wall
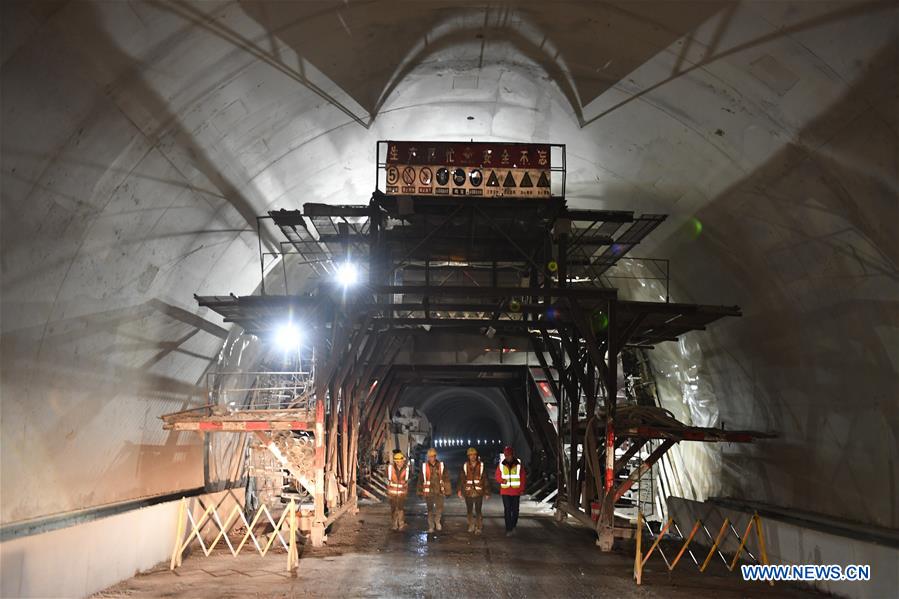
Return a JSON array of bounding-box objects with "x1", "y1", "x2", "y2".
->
[
  {"x1": 236, "y1": 0, "x2": 733, "y2": 122},
  {"x1": 0, "y1": 0, "x2": 270, "y2": 524},
  {"x1": 0, "y1": 297, "x2": 222, "y2": 523},
  {"x1": 657, "y1": 37, "x2": 898, "y2": 529},
  {"x1": 2, "y1": 2, "x2": 280, "y2": 252}
]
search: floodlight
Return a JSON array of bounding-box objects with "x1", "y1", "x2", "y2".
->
[
  {"x1": 274, "y1": 322, "x2": 302, "y2": 351},
  {"x1": 336, "y1": 262, "x2": 359, "y2": 287}
]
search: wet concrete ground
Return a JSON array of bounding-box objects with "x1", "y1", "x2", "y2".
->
[{"x1": 94, "y1": 494, "x2": 821, "y2": 599}]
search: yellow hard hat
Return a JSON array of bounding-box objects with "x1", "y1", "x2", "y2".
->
[
  {"x1": 393, "y1": 451, "x2": 405, "y2": 461},
  {"x1": 427, "y1": 447, "x2": 437, "y2": 457},
  {"x1": 467, "y1": 447, "x2": 478, "y2": 456}
]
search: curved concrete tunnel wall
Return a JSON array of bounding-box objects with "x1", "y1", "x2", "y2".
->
[{"x1": 0, "y1": 1, "x2": 897, "y2": 594}]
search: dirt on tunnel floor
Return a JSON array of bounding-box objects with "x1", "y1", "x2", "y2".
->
[{"x1": 94, "y1": 497, "x2": 822, "y2": 599}]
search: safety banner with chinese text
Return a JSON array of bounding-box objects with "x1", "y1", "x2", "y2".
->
[{"x1": 384, "y1": 141, "x2": 551, "y2": 199}]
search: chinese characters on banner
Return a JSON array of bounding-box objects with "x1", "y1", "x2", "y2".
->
[{"x1": 383, "y1": 142, "x2": 551, "y2": 198}]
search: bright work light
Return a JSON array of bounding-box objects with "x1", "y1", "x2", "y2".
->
[
  {"x1": 274, "y1": 322, "x2": 302, "y2": 351},
  {"x1": 336, "y1": 262, "x2": 358, "y2": 287}
]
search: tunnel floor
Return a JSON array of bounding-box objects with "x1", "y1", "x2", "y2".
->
[{"x1": 94, "y1": 497, "x2": 822, "y2": 599}]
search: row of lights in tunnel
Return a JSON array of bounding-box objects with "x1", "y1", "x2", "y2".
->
[{"x1": 434, "y1": 439, "x2": 503, "y2": 447}]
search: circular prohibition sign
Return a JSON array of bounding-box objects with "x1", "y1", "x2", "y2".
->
[
  {"x1": 402, "y1": 167, "x2": 416, "y2": 185},
  {"x1": 386, "y1": 166, "x2": 399, "y2": 185}
]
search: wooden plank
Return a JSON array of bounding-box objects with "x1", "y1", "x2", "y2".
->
[
  {"x1": 165, "y1": 421, "x2": 311, "y2": 431},
  {"x1": 324, "y1": 497, "x2": 357, "y2": 528},
  {"x1": 619, "y1": 426, "x2": 770, "y2": 442},
  {"x1": 614, "y1": 439, "x2": 676, "y2": 501}
]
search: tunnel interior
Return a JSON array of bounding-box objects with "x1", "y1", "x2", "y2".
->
[{"x1": 1, "y1": 1, "x2": 897, "y2": 598}]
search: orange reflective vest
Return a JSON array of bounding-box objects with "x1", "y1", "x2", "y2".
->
[
  {"x1": 387, "y1": 463, "x2": 409, "y2": 496},
  {"x1": 463, "y1": 460, "x2": 484, "y2": 493},
  {"x1": 421, "y1": 461, "x2": 444, "y2": 495}
]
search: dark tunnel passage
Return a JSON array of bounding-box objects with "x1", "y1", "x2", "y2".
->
[{"x1": 400, "y1": 385, "x2": 531, "y2": 467}]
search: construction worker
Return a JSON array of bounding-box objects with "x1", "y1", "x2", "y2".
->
[
  {"x1": 417, "y1": 447, "x2": 451, "y2": 532},
  {"x1": 387, "y1": 451, "x2": 410, "y2": 531},
  {"x1": 495, "y1": 445, "x2": 526, "y2": 536},
  {"x1": 457, "y1": 447, "x2": 489, "y2": 534}
]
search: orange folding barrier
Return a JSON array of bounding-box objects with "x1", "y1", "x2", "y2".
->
[
  {"x1": 170, "y1": 497, "x2": 299, "y2": 572},
  {"x1": 634, "y1": 510, "x2": 772, "y2": 586}
]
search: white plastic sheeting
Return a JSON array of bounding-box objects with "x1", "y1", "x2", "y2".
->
[{"x1": 607, "y1": 259, "x2": 726, "y2": 507}]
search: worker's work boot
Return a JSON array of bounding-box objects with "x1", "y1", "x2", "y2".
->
[
  {"x1": 398, "y1": 511, "x2": 407, "y2": 530},
  {"x1": 467, "y1": 515, "x2": 474, "y2": 533},
  {"x1": 427, "y1": 513, "x2": 435, "y2": 533},
  {"x1": 435, "y1": 518, "x2": 442, "y2": 532},
  {"x1": 475, "y1": 518, "x2": 483, "y2": 535}
]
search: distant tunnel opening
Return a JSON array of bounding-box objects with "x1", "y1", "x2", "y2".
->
[{"x1": 399, "y1": 385, "x2": 532, "y2": 469}]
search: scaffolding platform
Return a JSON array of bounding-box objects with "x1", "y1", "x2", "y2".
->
[
  {"x1": 619, "y1": 424, "x2": 774, "y2": 443},
  {"x1": 160, "y1": 404, "x2": 313, "y2": 432},
  {"x1": 162, "y1": 371, "x2": 316, "y2": 432}
]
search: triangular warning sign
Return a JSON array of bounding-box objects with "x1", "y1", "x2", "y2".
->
[
  {"x1": 536, "y1": 171, "x2": 550, "y2": 187},
  {"x1": 519, "y1": 172, "x2": 534, "y2": 187},
  {"x1": 486, "y1": 171, "x2": 500, "y2": 187},
  {"x1": 503, "y1": 171, "x2": 517, "y2": 187}
]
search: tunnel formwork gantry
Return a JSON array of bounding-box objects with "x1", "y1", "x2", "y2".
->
[{"x1": 176, "y1": 141, "x2": 772, "y2": 550}]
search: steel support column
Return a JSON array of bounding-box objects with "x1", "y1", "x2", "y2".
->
[
  {"x1": 311, "y1": 336, "x2": 328, "y2": 547},
  {"x1": 597, "y1": 297, "x2": 618, "y2": 551}
]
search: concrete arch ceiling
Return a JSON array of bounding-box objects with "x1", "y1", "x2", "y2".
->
[{"x1": 1, "y1": 1, "x2": 896, "y2": 527}]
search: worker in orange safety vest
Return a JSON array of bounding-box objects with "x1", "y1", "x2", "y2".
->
[
  {"x1": 417, "y1": 447, "x2": 451, "y2": 532},
  {"x1": 495, "y1": 445, "x2": 526, "y2": 536},
  {"x1": 387, "y1": 451, "x2": 410, "y2": 531},
  {"x1": 457, "y1": 447, "x2": 490, "y2": 534}
]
